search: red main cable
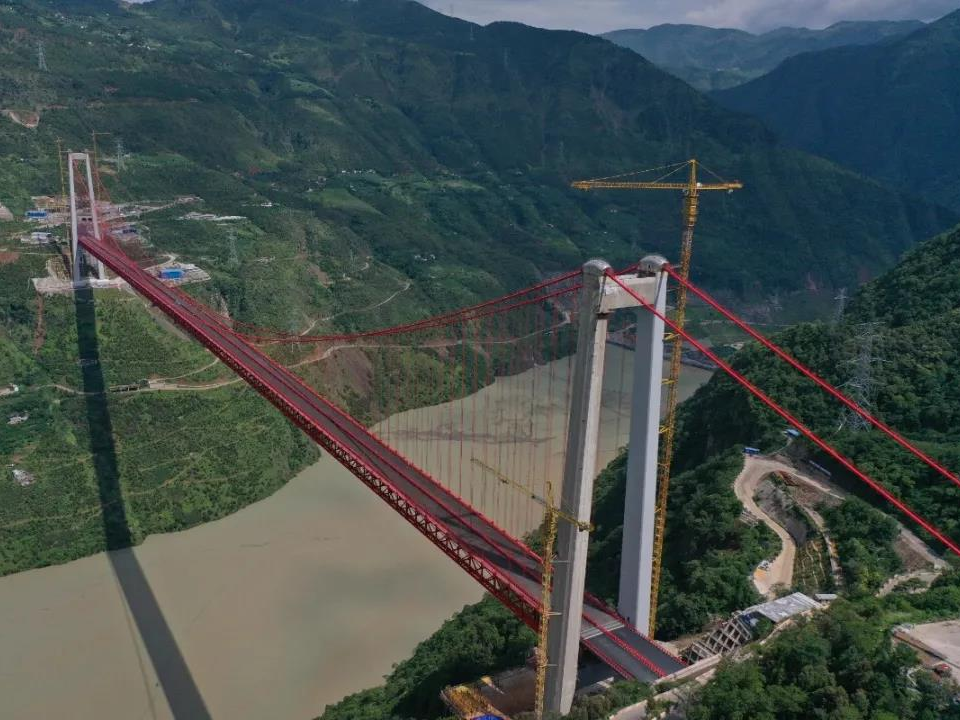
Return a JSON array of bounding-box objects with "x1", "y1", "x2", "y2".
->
[
  {"x1": 236, "y1": 284, "x2": 581, "y2": 345},
  {"x1": 231, "y1": 270, "x2": 582, "y2": 344},
  {"x1": 664, "y1": 265, "x2": 960, "y2": 491},
  {"x1": 605, "y1": 270, "x2": 960, "y2": 557}
]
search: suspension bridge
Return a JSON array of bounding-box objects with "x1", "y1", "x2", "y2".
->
[{"x1": 62, "y1": 153, "x2": 960, "y2": 715}]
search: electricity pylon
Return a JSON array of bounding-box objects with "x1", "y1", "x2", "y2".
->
[{"x1": 839, "y1": 322, "x2": 883, "y2": 432}]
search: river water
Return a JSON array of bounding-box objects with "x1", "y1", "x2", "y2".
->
[{"x1": 0, "y1": 347, "x2": 710, "y2": 720}]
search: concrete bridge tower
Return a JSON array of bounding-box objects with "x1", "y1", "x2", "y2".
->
[
  {"x1": 545, "y1": 256, "x2": 667, "y2": 714},
  {"x1": 67, "y1": 151, "x2": 106, "y2": 283}
]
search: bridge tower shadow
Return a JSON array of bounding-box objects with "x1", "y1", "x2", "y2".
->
[{"x1": 74, "y1": 285, "x2": 212, "y2": 720}]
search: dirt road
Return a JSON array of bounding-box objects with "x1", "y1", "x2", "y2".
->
[
  {"x1": 739, "y1": 455, "x2": 944, "y2": 598},
  {"x1": 734, "y1": 456, "x2": 796, "y2": 597}
]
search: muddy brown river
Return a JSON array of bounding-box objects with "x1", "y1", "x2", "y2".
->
[{"x1": 0, "y1": 347, "x2": 710, "y2": 719}]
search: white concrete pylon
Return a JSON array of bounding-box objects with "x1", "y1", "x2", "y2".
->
[
  {"x1": 545, "y1": 257, "x2": 667, "y2": 715},
  {"x1": 545, "y1": 259, "x2": 611, "y2": 715},
  {"x1": 67, "y1": 152, "x2": 106, "y2": 282},
  {"x1": 82, "y1": 154, "x2": 106, "y2": 280},
  {"x1": 67, "y1": 153, "x2": 82, "y2": 282},
  {"x1": 618, "y1": 255, "x2": 668, "y2": 632}
]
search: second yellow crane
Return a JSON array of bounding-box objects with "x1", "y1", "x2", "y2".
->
[
  {"x1": 470, "y1": 457, "x2": 591, "y2": 720},
  {"x1": 572, "y1": 159, "x2": 742, "y2": 635}
]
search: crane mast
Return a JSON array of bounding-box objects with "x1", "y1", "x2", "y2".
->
[
  {"x1": 572, "y1": 159, "x2": 741, "y2": 634},
  {"x1": 470, "y1": 457, "x2": 590, "y2": 720}
]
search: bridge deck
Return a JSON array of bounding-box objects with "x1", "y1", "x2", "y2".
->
[{"x1": 81, "y1": 234, "x2": 684, "y2": 684}]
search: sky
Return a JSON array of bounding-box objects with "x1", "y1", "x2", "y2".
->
[{"x1": 418, "y1": 0, "x2": 958, "y2": 34}]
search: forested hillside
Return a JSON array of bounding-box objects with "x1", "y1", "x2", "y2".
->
[
  {"x1": 716, "y1": 9, "x2": 960, "y2": 211},
  {"x1": 1, "y1": 0, "x2": 954, "y2": 302},
  {"x1": 603, "y1": 20, "x2": 922, "y2": 90},
  {"x1": 594, "y1": 225, "x2": 960, "y2": 642},
  {"x1": 320, "y1": 222, "x2": 960, "y2": 720},
  {"x1": 591, "y1": 230, "x2": 960, "y2": 638},
  {"x1": 675, "y1": 224, "x2": 960, "y2": 543},
  {"x1": 687, "y1": 574, "x2": 960, "y2": 720}
]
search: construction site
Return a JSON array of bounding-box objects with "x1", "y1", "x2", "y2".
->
[{"x1": 10, "y1": 188, "x2": 211, "y2": 297}]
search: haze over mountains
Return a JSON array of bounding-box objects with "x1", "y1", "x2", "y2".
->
[
  {"x1": 603, "y1": 20, "x2": 925, "y2": 90},
  {"x1": 716, "y1": 8, "x2": 960, "y2": 212}
]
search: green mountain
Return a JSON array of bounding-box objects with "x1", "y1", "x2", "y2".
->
[
  {"x1": 716, "y1": 9, "x2": 960, "y2": 211},
  {"x1": 1, "y1": 0, "x2": 954, "y2": 304},
  {"x1": 602, "y1": 20, "x2": 924, "y2": 90},
  {"x1": 0, "y1": 0, "x2": 955, "y2": 576},
  {"x1": 593, "y1": 222, "x2": 960, "y2": 640},
  {"x1": 675, "y1": 223, "x2": 960, "y2": 564}
]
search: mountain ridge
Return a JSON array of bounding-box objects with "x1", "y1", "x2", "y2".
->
[
  {"x1": 715, "y1": 8, "x2": 960, "y2": 211},
  {"x1": 1, "y1": 0, "x2": 953, "y2": 301},
  {"x1": 603, "y1": 19, "x2": 926, "y2": 90}
]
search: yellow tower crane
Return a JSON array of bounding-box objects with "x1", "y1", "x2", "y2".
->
[
  {"x1": 470, "y1": 457, "x2": 592, "y2": 720},
  {"x1": 572, "y1": 159, "x2": 742, "y2": 635}
]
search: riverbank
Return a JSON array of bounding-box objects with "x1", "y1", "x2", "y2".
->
[
  {"x1": 0, "y1": 456, "x2": 483, "y2": 719},
  {"x1": 0, "y1": 348, "x2": 712, "y2": 718}
]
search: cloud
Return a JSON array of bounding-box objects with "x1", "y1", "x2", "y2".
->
[{"x1": 419, "y1": 0, "x2": 958, "y2": 33}]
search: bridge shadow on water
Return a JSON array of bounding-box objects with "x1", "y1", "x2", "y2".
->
[{"x1": 74, "y1": 285, "x2": 212, "y2": 720}]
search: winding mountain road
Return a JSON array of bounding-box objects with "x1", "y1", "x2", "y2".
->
[{"x1": 734, "y1": 457, "x2": 796, "y2": 597}]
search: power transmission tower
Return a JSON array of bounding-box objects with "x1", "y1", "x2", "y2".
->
[
  {"x1": 838, "y1": 322, "x2": 883, "y2": 431},
  {"x1": 115, "y1": 138, "x2": 125, "y2": 171},
  {"x1": 834, "y1": 288, "x2": 848, "y2": 323},
  {"x1": 37, "y1": 41, "x2": 47, "y2": 71},
  {"x1": 226, "y1": 228, "x2": 240, "y2": 268}
]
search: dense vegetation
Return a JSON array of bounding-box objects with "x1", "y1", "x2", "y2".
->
[
  {"x1": 603, "y1": 20, "x2": 922, "y2": 91},
  {"x1": 0, "y1": 279, "x2": 317, "y2": 574},
  {"x1": 319, "y1": 597, "x2": 533, "y2": 720},
  {"x1": 675, "y1": 224, "x2": 960, "y2": 547},
  {"x1": 716, "y1": 9, "x2": 960, "y2": 210},
  {"x1": 687, "y1": 571, "x2": 960, "y2": 720},
  {"x1": 586, "y1": 448, "x2": 776, "y2": 639},
  {"x1": 823, "y1": 498, "x2": 902, "y2": 594}
]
